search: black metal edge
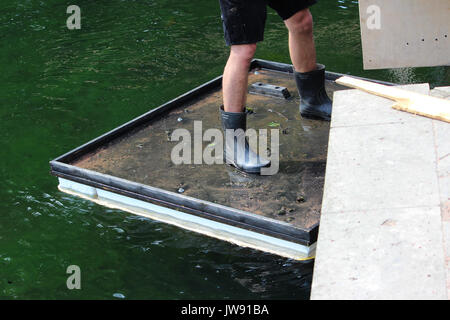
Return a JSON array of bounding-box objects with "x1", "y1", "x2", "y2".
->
[
  {"x1": 251, "y1": 58, "x2": 396, "y2": 86},
  {"x1": 50, "y1": 161, "x2": 313, "y2": 246},
  {"x1": 52, "y1": 74, "x2": 224, "y2": 164}
]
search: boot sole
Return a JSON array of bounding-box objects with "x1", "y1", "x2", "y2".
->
[
  {"x1": 224, "y1": 155, "x2": 270, "y2": 175},
  {"x1": 226, "y1": 162, "x2": 264, "y2": 174},
  {"x1": 300, "y1": 111, "x2": 331, "y2": 121},
  {"x1": 224, "y1": 161, "x2": 268, "y2": 175}
]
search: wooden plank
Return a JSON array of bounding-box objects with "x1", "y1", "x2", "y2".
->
[
  {"x1": 336, "y1": 76, "x2": 450, "y2": 123},
  {"x1": 359, "y1": 0, "x2": 450, "y2": 69}
]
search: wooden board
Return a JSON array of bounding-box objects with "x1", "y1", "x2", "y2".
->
[
  {"x1": 336, "y1": 76, "x2": 450, "y2": 123},
  {"x1": 359, "y1": 0, "x2": 450, "y2": 69}
]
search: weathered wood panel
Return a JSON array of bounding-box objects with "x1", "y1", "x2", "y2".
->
[{"x1": 359, "y1": 0, "x2": 450, "y2": 69}]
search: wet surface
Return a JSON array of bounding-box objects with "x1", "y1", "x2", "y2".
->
[{"x1": 74, "y1": 68, "x2": 347, "y2": 231}]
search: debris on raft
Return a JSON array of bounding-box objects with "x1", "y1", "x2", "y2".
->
[{"x1": 50, "y1": 59, "x2": 362, "y2": 260}]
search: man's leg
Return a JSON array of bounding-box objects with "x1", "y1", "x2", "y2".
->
[
  {"x1": 283, "y1": 8, "x2": 332, "y2": 121},
  {"x1": 222, "y1": 43, "x2": 257, "y2": 113},
  {"x1": 220, "y1": 42, "x2": 270, "y2": 173},
  {"x1": 218, "y1": 0, "x2": 270, "y2": 174},
  {"x1": 284, "y1": 8, "x2": 316, "y2": 73}
]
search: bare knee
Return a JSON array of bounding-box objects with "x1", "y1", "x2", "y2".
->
[
  {"x1": 285, "y1": 9, "x2": 313, "y2": 35},
  {"x1": 229, "y1": 43, "x2": 257, "y2": 63}
]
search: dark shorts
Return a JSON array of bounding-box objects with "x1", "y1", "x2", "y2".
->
[{"x1": 219, "y1": 0, "x2": 317, "y2": 46}]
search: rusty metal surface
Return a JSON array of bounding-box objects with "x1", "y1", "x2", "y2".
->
[{"x1": 73, "y1": 69, "x2": 346, "y2": 230}]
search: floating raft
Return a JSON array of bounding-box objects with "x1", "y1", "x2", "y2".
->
[{"x1": 49, "y1": 59, "x2": 391, "y2": 260}]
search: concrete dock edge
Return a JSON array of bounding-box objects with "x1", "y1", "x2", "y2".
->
[{"x1": 310, "y1": 84, "x2": 450, "y2": 300}]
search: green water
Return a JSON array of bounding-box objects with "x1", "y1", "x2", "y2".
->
[{"x1": 0, "y1": 0, "x2": 448, "y2": 299}]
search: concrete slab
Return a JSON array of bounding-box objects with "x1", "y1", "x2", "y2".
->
[
  {"x1": 430, "y1": 88, "x2": 450, "y2": 210},
  {"x1": 431, "y1": 86, "x2": 450, "y2": 99},
  {"x1": 431, "y1": 113, "x2": 450, "y2": 214},
  {"x1": 443, "y1": 220, "x2": 450, "y2": 298},
  {"x1": 430, "y1": 87, "x2": 450, "y2": 298},
  {"x1": 331, "y1": 84, "x2": 430, "y2": 127},
  {"x1": 322, "y1": 121, "x2": 440, "y2": 213},
  {"x1": 311, "y1": 83, "x2": 449, "y2": 300},
  {"x1": 310, "y1": 206, "x2": 446, "y2": 300}
]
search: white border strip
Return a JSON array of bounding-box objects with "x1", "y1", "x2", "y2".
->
[{"x1": 58, "y1": 178, "x2": 315, "y2": 260}]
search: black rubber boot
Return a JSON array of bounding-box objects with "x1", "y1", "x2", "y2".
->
[
  {"x1": 294, "y1": 64, "x2": 332, "y2": 121},
  {"x1": 220, "y1": 106, "x2": 270, "y2": 174}
]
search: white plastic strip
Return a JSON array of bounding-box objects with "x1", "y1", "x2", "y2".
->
[{"x1": 58, "y1": 178, "x2": 315, "y2": 260}]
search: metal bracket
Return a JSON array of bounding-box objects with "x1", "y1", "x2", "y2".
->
[{"x1": 249, "y1": 82, "x2": 291, "y2": 99}]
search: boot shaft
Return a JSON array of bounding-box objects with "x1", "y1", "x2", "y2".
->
[
  {"x1": 219, "y1": 106, "x2": 247, "y2": 132},
  {"x1": 293, "y1": 63, "x2": 326, "y2": 96},
  {"x1": 293, "y1": 63, "x2": 332, "y2": 121}
]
